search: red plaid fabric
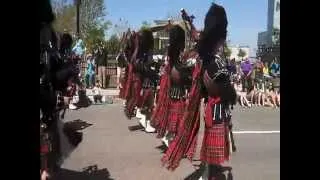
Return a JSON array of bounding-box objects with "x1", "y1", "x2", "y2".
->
[
  {"x1": 139, "y1": 88, "x2": 153, "y2": 108},
  {"x1": 124, "y1": 75, "x2": 142, "y2": 118},
  {"x1": 140, "y1": 88, "x2": 155, "y2": 119},
  {"x1": 151, "y1": 66, "x2": 171, "y2": 136},
  {"x1": 200, "y1": 123, "x2": 230, "y2": 165},
  {"x1": 166, "y1": 99, "x2": 185, "y2": 134}
]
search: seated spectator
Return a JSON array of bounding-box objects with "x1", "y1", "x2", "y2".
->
[
  {"x1": 233, "y1": 82, "x2": 251, "y2": 107},
  {"x1": 92, "y1": 80, "x2": 103, "y2": 104},
  {"x1": 254, "y1": 58, "x2": 264, "y2": 90},
  {"x1": 246, "y1": 86, "x2": 261, "y2": 106},
  {"x1": 270, "y1": 59, "x2": 280, "y2": 78},
  {"x1": 264, "y1": 88, "x2": 280, "y2": 108}
]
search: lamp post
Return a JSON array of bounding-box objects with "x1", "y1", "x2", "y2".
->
[{"x1": 74, "y1": 0, "x2": 81, "y2": 38}]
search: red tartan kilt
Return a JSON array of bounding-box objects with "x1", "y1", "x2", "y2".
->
[
  {"x1": 139, "y1": 88, "x2": 154, "y2": 110},
  {"x1": 125, "y1": 76, "x2": 142, "y2": 117},
  {"x1": 166, "y1": 99, "x2": 185, "y2": 134},
  {"x1": 119, "y1": 74, "x2": 127, "y2": 99},
  {"x1": 200, "y1": 123, "x2": 230, "y2": 165}
]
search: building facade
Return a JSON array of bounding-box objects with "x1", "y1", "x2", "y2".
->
[
  {"x1": 152, "y1": 19, "x2": 194, "y2": 54},
  {"x1": 257, "y1": 0, "x2": 280, "y2": 61},
  {"x1": 229, "y1": 45, "x2": 250, "y2": 62}
]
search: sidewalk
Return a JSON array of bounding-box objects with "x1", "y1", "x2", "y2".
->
[
  {"x1": 86, "y1": 88, "x2": 119, "y2": 97},
  {"x1": 84, "y1": 88, "x2": 122, "y2": 104}
]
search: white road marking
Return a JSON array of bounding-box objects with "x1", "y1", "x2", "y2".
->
[{"x1": 233, "y1": 130, "x2": 280, "y2": 134}]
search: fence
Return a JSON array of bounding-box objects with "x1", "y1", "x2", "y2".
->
[{"x1": 81, "y1": 55, "x2": 119, "y2": 88}]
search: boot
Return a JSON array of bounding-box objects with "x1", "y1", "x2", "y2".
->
[
  {"x1": 145, "y1": 120, "x2": 156, "y2": 133},
  {"x1": 161, "y1": 132, "x2": 170, "y2": 147},
  {"x1": 199, "y1": 163, "x2": 209, "y2": 180},
  {"x1": 139, "y1": 115, "x2": 147, "y2": 128}
]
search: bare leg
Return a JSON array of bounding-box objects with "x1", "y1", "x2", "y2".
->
[
  {"x1": 261, "y1": 94, "x2": 266, "y2": 106},
  {"x1": 258, "y1": 92, "x2": 262, "y2": 106},
  {"x1": 243, "y1": 96, "x2": 251, "y2": 107},
  {"x1": 240, "y1": 96, "x2": 244, "y2": 107},
  {"x1": 276, "y1": 95, "x2": 280, "y2": 107},
  {"x1": 270, "y1": 95, "x2": 277, "y2": 108}
]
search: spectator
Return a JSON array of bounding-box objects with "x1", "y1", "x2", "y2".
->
[
  {"x1": 96, "y1": 46, "x2": 108, "y2": 89},
  {"x1": 240, "y1": 59, "x2": 253, "y2": 92},
  {"x1": 92, "y1": 80, "x2": 103, "y2": 104},
  {"x1": 85, "y1": 54, "x2": 95, "y2": 89},
  {"x1": 227, "y1": 58, "x2": 237, "y2": 75},
  {"x1": 233, "y1": 82, "x2": 251, "y2": 107},
  {"x1": 262, "y1": 87, "x2": 279, "y2": 108},
  {"x1": 254, "y1": 58, "x2": 264, "y2": 90},
  {"x1": 263, "y1": 61, "x2": 270, "y2": 77},
  {"x1": 60, "y1": 29, "x2": 73, "y2": 55},
  {"x1": 270, "y1": 59, "x2": 280, "y2": 77},
  {"x1": 247, "y1": 86, "x2": 263, "y2": 106}
]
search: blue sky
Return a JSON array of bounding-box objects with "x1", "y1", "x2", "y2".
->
[{"x1": 105, "y1": 0, "x2": 268, "y2": 52}]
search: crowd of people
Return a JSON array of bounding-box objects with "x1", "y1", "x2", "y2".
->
[{"x1": 226, "y1": 57, "x2": 280, "y2": 108}]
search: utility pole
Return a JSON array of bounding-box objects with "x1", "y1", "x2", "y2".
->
[{"x1": 75, "y1": 0, "x2": 81, "y2": 37}]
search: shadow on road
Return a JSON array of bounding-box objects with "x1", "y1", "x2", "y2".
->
[
  {"x1": 63, "y1": 119, "x2": 92, "y2": 147},
  {"x1": 53, "y1": 165, "x2": 114, "y2": 180},
  {"x1": 128, "y1": 124, "x2": 144, "y2": 131},
  {"x1": 59, "y1": 119, "x2": 93, "y2": 163},
  {"x1": 64, "y1": 119, "x2": 93, "y2": 131},
  {"x1": 184, "y1": 163, "x2": 234, "y2": 180}
]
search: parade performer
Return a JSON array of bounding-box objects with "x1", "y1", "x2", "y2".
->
[
  {"x1": 134, "y1": 29, "x2": 159, "y2": 132},
  {"x1": 122, "y1": 31, "x2": 140, "y2": 119},
  {"x1": 151, "y1": 24, "x2": 195, "y2": 146},
  {"x1": 124, "y1": 29, "x2": 156, "y2": 124},
  {"x1": 161, "y1": 3, "x2": 237, "y2": 179},
  {"x1": 117, "y1": 30, "x2": 131, "y2": 100}
]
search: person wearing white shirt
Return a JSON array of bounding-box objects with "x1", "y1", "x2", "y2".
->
[{"x1": 92, "y1": 80, "x2": 103, "y2": 104}]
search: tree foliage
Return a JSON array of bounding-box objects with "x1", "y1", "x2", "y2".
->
[
  {"x1": 237, "y1": 48, "x2": 247, "y2": 59},
  {"x1": 106, "y1": 34, "x2": 121, "y2": 55},
  {"x1": 79, "y1": 0, "x2": 110, "y2": 39},
  {"x1": 223, "y1": 44, "x2": 232, "y2": 58},
  {"x1": 84, "y1": 26, "x2": 106, "y2": 53},
  {"x1": 52, "y1": 0, "x2": 76, "y2": 33},
  {"x1": 140, "y1": 21, "x2": 151, "y2": 31},
  {"x1": 51, "y1": 0, "x2": 111, "y2": 52}
]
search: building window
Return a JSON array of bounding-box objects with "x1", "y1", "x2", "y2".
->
[{"x1": 276, "y1": 2, "x2": 280, "y2": 12}]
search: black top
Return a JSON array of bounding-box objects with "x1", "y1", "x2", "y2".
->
[{"x1": 96, "y1": 50, "x2": 108, "y2": 66}]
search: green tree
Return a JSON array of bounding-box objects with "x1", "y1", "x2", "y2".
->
[
  {"x1": 84, "y1": 26, "x2": 106, "y2": 52},
  {"x1": 140, "y1": 21, "x2": 151, "y2": 31},
  {"x1": 51, "y1": 0, "x2": 111, "y2": 40},
  {"x1": 52, "y1": 0, "x2": 77, "y2": 33},
  {"x1": 223, "y1": 44, "x2": 232, "y2": 58},
  {"x1": 237, "y1": 49, "x2": 247, "y2": 60},
  {"x1": 106, "y1": 34, "x2": 121, "y2": 55},
  {"x1": 79, "y1": 0, "x2": 109, "y2": 38}
]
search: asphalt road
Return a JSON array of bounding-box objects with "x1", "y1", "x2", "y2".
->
[{"x1": 57, "y1": 103, "x2": 280, "y2": 180}]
